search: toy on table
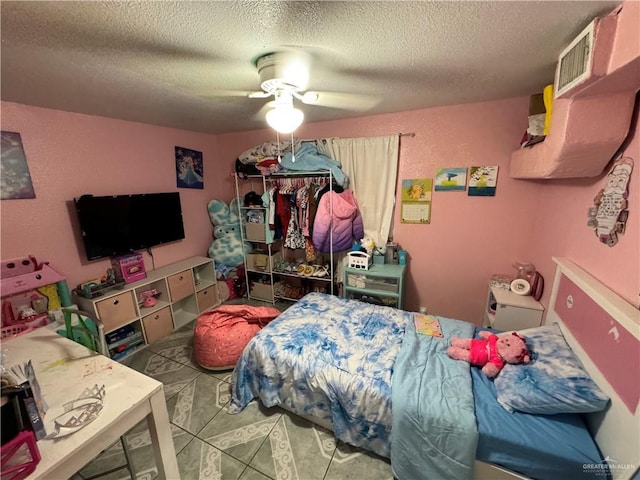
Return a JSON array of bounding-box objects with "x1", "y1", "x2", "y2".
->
[
  {"x1": 207, "y1": 198, "x2": 252, "y2": 268},
  {"x1": 447, "y1": 331, "x2": 531, "y2": 378},
  {"x1": 0, "y1": 256, "x2": 72, "y2": 328}
]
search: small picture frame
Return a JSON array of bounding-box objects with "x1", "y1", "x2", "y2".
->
[
  {"x1": 435, "y1": 168, "x2": 467, "y2": 191},
  {"x1": 1, "y1": 131, "x2": 36, "y2": 199},
  {"x1": 175, "y1": 146, "x2": 203, "y2": 189},
  {"x1": 468, "y1": 166, "x2": 498, "y2": 197}
]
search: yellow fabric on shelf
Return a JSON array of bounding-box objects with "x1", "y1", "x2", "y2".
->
[{"x1": 543, "y1": 84, "x2": 554, "y2": 135}]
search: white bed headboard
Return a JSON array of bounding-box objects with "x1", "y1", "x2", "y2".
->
[{"x1": 547, "y1": 258, "x2": 639, "y2": 480}]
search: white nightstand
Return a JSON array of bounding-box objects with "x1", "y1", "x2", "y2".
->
[{"x1": 484, "y1": 285, "x2": 544, "y2": 331}]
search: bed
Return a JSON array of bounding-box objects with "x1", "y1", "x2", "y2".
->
[{"x1": 230, "y1": 257, "x2": 639, "y2": 480}]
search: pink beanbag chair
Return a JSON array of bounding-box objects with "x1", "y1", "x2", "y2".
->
[{"x1": 193, "y1": 304, "x2": 281, "y2": 370}]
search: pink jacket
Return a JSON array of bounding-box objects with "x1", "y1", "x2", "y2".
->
[{"x1": 312, "y1": 190, "x2": 364, "y2": 253}]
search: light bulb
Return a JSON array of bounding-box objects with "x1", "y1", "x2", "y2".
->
[{"x1": 266, "y1": 106, "x2": 304, "y2": 134}]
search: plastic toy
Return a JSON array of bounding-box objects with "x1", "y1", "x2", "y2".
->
[
  {"x1": 360, "y1": 235, "x2": 376, "y2": 255},
  {"x1": 138, "y1": 289, "x2": 160, "y2": 308},
  {"x1": 1, "y1": 256, "x2": 72, "y2": 327},
  {"x1": 207, "y1": 198, "x2": 252, "y2": 268},
  {"x1": 447, "y1": 331, "x2": 531, "y2": 378}
]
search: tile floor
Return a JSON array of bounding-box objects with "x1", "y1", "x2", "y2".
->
[{"x1": 74, "y1": 299, "x2": 394, "y2": 480}]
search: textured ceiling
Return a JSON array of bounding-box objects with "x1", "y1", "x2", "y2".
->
[{"x1": 0, "y1": 1, "x2": 621, "y2": 134}]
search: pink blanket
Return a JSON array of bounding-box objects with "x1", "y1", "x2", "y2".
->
[{"x1": 193, "y1": 304, "x2": 281, "y2": 369}]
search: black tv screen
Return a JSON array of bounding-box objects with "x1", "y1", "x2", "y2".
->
[{"x1": 74, "y1": 192, "x2": 185, "y2": 260}]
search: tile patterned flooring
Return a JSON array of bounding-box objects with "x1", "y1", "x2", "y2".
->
[{"x1": 75, "y1": 300, "x2": 393, "y2": 480}]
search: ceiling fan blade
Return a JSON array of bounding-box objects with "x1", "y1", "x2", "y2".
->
[
  {"x1": 248, "y1": 91, "x2": 271, "y2": 99},
  {"x1": 202, "y1": 89, "x2": 260, "y2": 98},
  {"x1": 303, "y1": 91, "x2": 381, "y2": 112}
]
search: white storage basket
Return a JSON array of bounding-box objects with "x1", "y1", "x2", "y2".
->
[{"x1": 347, "y1": 251, "x2": 372, "y2": 270}]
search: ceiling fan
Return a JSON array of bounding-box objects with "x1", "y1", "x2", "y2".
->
[{"x1": 246, "y1": 50, "x2": 380, "y2": 133}]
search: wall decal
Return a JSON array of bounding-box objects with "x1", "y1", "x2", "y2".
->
[{"x1": 588, "y1": 156, "x2": 633, "y2": 247}]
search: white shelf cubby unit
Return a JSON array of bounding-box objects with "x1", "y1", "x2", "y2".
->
[{"x1": 74, "y1": 256, "x2": 219, "y2": 360}]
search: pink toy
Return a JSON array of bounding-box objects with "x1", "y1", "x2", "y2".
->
[{"x1": 447, "y1": 331, "x2": 531, "y2": 378}]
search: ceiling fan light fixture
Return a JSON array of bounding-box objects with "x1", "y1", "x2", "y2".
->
[{"x1": 266, "y1": 105, "x2": 304, "y2": 134}]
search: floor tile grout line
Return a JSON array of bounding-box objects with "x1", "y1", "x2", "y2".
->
[
  {"x1": 322, "y1": 441, "x2": 340, "y2": 480},
  {"x1": 195, "y1": 402, "x2": 284, "y2": 473},
  {"x1": 242, "y1": 411, "x2": 286, "y2": 479}
]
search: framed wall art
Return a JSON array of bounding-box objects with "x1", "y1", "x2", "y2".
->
[
  {"x1": 175, "y1": 146, "x2": 204, "y2": 189},
  {"x1": 1, "y1": 131, "x2": 36, "y2": 200},
  {"x1": 435, "y1": 167, "x2": 467, "y2": 191},
  {"x1": 468, "y1": 166, "x2": 499, "y2": 196}
]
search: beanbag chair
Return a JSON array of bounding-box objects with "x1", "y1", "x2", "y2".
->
[{"x1": 193, "y1": 304, "x2": 281, "y2": 370}]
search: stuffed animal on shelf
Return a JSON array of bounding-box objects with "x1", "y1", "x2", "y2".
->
[
  {"x1": 360, "y1": 235, "x2": 376, "y2": 255},
  {"x1": 207, "y1": 198, "x2": 252, "y2": 268},
  {"x1": 447, "y1": 331, "x2": 531, "y2": 378}
]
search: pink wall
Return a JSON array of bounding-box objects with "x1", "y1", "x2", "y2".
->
[
  {"x1": 215, "y1": 95, "x2": 640, "y2": 321},
  {"x1": 1, "y1": 101, "x2": 221, "y2": 291},
  {"x1": 217, "y1": 97, "x2": 541, "y2": 323},
  {"x1": 2, "y1": 95, "x2": 637, "y2": 324},
  {"x1": 529, "y1": 105, "x2": 639, "y2": 310},
  {"x1": 608, "y1": 1, "x2": 640, "y2": 73}
]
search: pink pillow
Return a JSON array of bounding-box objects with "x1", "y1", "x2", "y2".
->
[{"x1": 193, "y1": 304, "x2": 280, "y2": 370}]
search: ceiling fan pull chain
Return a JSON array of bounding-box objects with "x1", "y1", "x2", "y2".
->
[
  {"x1": 276, "y1": 131, "x2": 282, "y2": 163},
  {"x1": 290, "y1": 132, "x2": 296, "y2": 163}
]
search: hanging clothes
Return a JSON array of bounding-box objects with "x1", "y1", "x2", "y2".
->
[
  {"x1": 276, "y1": 192, "x2": 291, "y2": 241},
  {"x1": 268, "y1": 187, "x2": 277, "y2": 231},
  {"x1": 284, "y1": 189, "x2": 306, "y2": 249},
  {"x1": 307, "y1": 183, "x2": 318, "y2": 237},
  {"x1": 312, "y1": 189, "x2": 364, "y2": 253}
]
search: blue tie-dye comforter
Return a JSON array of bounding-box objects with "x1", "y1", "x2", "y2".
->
[
  {"x1": 230, "y1": 293, "x2": 478, "y2": 477},
  {"x1": 230, "y1": 292, "x2": 407, "y2": 457}
]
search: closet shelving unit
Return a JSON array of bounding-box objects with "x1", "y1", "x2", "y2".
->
[{"x1": 234, "y1": 170, "x2": 335, "y2": 304}]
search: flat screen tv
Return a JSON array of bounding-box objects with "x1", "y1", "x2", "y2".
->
[{"x1": 74, "y1": 192, "x2": 185, "y2": 261}]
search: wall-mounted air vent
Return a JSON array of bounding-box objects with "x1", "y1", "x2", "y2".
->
[{"x1": 555, "y1": 21, "x2": 595, "y2": 98}]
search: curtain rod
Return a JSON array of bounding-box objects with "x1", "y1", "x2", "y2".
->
[{"x1": 301, "y1": 132, "x2": 415, "y2": 142}]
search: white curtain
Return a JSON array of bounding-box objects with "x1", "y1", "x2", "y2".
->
[{"x1": 317, "y1": 135, "x2": 400, "y2": 250}]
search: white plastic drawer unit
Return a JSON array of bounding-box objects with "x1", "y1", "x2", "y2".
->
[
  {"x1": 343, "y1": 264, "x2": 406, "y2": 309},
  {"x1": 347, "y1": 273, "x2": 399, "y2": 293}
]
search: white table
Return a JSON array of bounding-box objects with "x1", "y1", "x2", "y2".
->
[{"x1": 2, "y1": 327, "x2": 180, "y2": 479}]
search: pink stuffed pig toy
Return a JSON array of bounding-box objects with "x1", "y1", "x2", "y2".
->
[{"x1": 447, "y1": 331, "x2": 531, "y2": 378}]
